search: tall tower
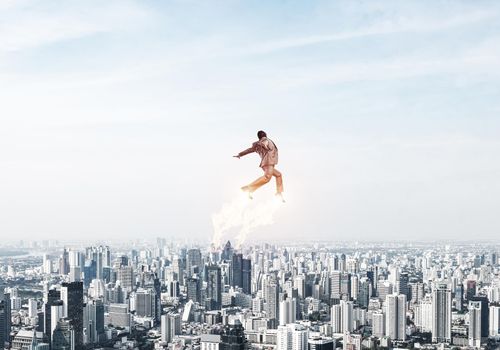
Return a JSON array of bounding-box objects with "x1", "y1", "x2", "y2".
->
[
  {"x1": 340, "y1": 273, "x2": 351, "y2": 301},
  {"x1": 134, "y1": 288, "x2": 156, "y2": 318},
  {"x1": 265, "y1": 279, "x2": 279, "y2": 327},
  {"x1": 0, "y1": 290, "x2": 12, "y2": 348},
  {"x1": 431, "y1": 282, "x2": 451, "y2": 343},
  {"x1": 161, "y1": 313, "x2": 181, "y2": 344},
  {"x1": 44, "y1": 289, "x2": 61, "y2": 344},
  {"x1": 242, "y1": 258, "x2": 252, "y2": 295},
  {"x1": 469, "y1": 296, "x2": 489, "y2": 338},
  {"x1": 490, "y1": 305, "x2": 500, "y2": 337},
  {"x1": 341, "y1": 300, "x2": 354, "y2": 333},
  {"x1": 231, "y1": 253, "x2": 243, "y2": 289},
  {"x1": 50, "y1": 300, "x2": 64, "y2": 337},
  {"x1": 358, "y1": 277, "x2": 372, "y2": 308},
  {"x1": 60, "y1": 249, "x2": 70, "y2": 276},
  {"x1": 279, "y1": 297, "x2": 296, "y2": 326},
  {"x1": 206, "y1": 264, "x2": 222, "y2": 310},
  {"x1": 372, "y1": 312, "x2": 385, "y2": 338},
  {"x1": 221, "y1": 241, "x2": 234, "y2": 261},
  {"x1": 61, "y1": 282, "x2": 83, "y2": 350},
  {"x1": 186, "y1": 277, "x2": 201, "y2": 303},
  {"x1": 330, "y1": 304, "x2": 342, "y2": 333},
  {"x1": 83, "y1": 299, "x2": 104, "y2": 344},
  {"x1": 385, "y1": 294, "x2": 406, "y2": 341},
  {"x1": 186, "y1": 249, "x2": 202, "y2": 277},
  {"x1": 469, "y1": 301, "x2": 482, "y2": 348}
]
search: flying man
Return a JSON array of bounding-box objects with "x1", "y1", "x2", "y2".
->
[{"x1": 234, "y1": 130, "x2": 285, "y2": 202}]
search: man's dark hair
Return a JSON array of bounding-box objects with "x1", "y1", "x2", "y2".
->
[{"x1": 257, "y1": 130, "x2": 267, "y2": 139}]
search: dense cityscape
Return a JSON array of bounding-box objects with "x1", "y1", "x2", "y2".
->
[{"x1": 0, "y1": 239, "x2": 499, "y2": 350}]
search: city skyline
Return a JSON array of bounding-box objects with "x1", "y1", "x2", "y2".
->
[{"x1": 1, "y1": 238, "x2": 500, "y2": 350}]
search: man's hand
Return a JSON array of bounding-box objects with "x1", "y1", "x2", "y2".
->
[{"x1": 233, "y1": 155, "x2": 241, "y2": 159}]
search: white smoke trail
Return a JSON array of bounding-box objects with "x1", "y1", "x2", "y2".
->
[{"x1": 212, "y1": 193, "x2": 283, "y2": 248}]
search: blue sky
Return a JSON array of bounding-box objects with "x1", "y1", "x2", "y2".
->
[{"x1": 1, "y1": 0, "x2": 499, "y2": 242}]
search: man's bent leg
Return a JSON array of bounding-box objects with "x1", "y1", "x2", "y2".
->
[
  {"x1": 245, "y1": 166, "x2": 273, "y2": 193},
  {"x1": 273, "y1": 168, "x2": 284, "y2": 194}
]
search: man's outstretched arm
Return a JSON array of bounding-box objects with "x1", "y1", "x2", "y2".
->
[{"x1": 234, "y1": 144, "x2": 255, "y2": 158}]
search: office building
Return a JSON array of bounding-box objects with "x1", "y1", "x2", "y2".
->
[
  {"x1": 385, "y1": 294, "x2": 406, "y2": 341},
  {"x1": 431, "y1": 282, "x2": 451, "y2": 343}
]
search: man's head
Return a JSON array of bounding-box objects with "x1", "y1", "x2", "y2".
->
[{"x1": 257, "y1": 130, "x2": 267, "y2": 139}]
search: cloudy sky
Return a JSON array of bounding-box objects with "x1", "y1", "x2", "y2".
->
[{"x1": 1, "y1": 0, "x2": 499, "y2": 243}]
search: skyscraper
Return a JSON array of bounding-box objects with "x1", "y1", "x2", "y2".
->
[
  {"x1": 83, "y1": 299, "x2": 104, "y2": 345},
  {"x1": 466, "y1": 280, "x2": 477, "y2": 301},
  {"x1": 340, "y1": 273, "x2": 351, "y2": 301},
  {"x1": 28, "y1": 298, "x2": 38, "y2": 318},
  {"x1": 385, "y1": 294, "x2": 406, "y2": 341},
  {"x1": 431, "y1": 282, "x2": 451, "y2": 343},
  {"x1": 277, "y1": 323, "x2": 308, "y2": 350},
  {"x1": 469, "y1": 301, "x2": 482, "y2": 348},
  {"x1": 186, "y1": 277, "x2": 201, "y2": 303},
  {"x1": 0, "y1": 290, "x2": 12, "y2": 348},
  {"x1": 186, "y1": 249, "x2": 202, "y2": 277},
  {"x1": 490, "y1": 305, "x2": 500, "y2": 337},
  {"x1": 44, "y1": 289, "x2": 61, "y2": 344},
  {"x1": 265, "y1": 280, "x2": 279, "y2": 326},
  {"x1": 453, "y1": 284, "x2": 464, "y2": 311},
  {"x1": 60, "y1": 249, "x2": 70, "y2": 276},
  {"x1": 279, "y1": 297, "x2": 296, "y2": 326},
  {"x1": 220, "y1": 319, "x2": 248, "y2": 350},
  {"x1": 172, "y1": 256, "x2": 184, "y2": 286},
  {"x1": 330, "y1": 271, "x2": 341, "y2": 302},
  {"x1": 86, "y1": 246, "x2": 111, "y2": 281},
  {"x1": 161, "y1": 313, "x2": 181, "y2": 344},
  {"x1": 231, "y1": 253, "x2": 243, "y2": 289},
  {"x1": 469, "y1": 296, "x2": 489, "y2": 338},
  {"x1": 330, "y1": 305, "x2": 342, "y2": 333},
  {"x1": 50, "y1": 300, "x2": 64, "y2": 337},
  {"x1": 134, "y1": 288, "x2": 156, "y2": 318},
  {"x1": 277, "y1": 325, "x2": 292, "y2": 350},
  {"x1": 372, "y1": 312, "x2": 385, "y2": 338},
  {"x1": 51, "y1": 318, "x2": 74, "y2": 350},
  {"x1": 60, "y1": 282, "x2": 83, "y2": 350},
  {"x1": 242, "y1": 258, "x2": 252, "y2": 295},
  {"x1": 341, "y1": 300, "x2": 353, "y2": 333},
  {"x1": 329, "y1": 300, "x2": 353, "y2": 334},
  {"x1": 397, "y1": 273, "x2": 409, "y2": 299},
  {"x1": 358, "y1": 278, "x2": 371, "y2": 309},
  {"x1": 107, "y1": 303, "x2": 130, "y2": 329},
  {"x1": 206, "y1": 264, "x2": 222, "y2": 311},
  {"x1": 117, "y1": 266, "x2": 134, "y2": 292},
  {"x1": 221, "y1": 241, "x2": 234, "y2": 261}
]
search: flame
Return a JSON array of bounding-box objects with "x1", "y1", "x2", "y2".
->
[{"x1": 212, "y1": 192, "x2": 283, "y2": 248}]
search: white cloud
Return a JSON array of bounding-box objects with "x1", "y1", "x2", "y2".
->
[
  {"x1": 236, "y1": 10, "x2": 498, "y2": 56},
  {"x1": 0, "y1": 0, "x2": 150, "y2": 53}
]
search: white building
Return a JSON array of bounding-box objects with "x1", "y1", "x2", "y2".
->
[
  {"x1": 28, "y1": 299, "x2": 38, "y2": 318},
  {"x1": 330, "y1": 305, "x2": 342, "y2": 333},
  {"x1": 468, "y1": 301, "x2": 482, "y2": 348},
  {"x1": 200, "y1": 334, "x2": 221, "y2": 350},
  {"x1": 385, "y1": 294, "x2": 406, "y2": 341},
  {"x1": 279, "y1": 298, "x2": 296, "y2": 326},
  {"x1": 276, "y1": 324, "x2": 308, "y2": 350},
  {"x1": 372, "y1": 312, "x2": 385, "y2": 338},
  {"x1": 161, "y1": 313, "x2": 181, "y2": 344},
  {"x1": 490, "y1": 305, "x2": 500, "y2": 337},
  {"x1": 415, "y1": 297, "x2": 432, "y2": 332}
]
